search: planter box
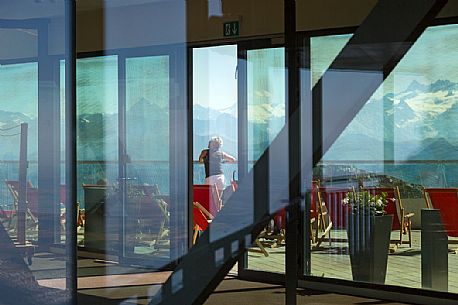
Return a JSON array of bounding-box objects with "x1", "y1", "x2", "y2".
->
[{"x1": 347, "y1": 214, "x2": 393, "y2": 284}]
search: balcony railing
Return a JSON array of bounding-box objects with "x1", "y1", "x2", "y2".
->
[{"x1": 0, "y1": 159, "x2": 456, "y2": 209}]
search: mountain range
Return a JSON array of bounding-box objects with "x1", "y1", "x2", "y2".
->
[
  {"x1": 323, "y1": 79, "x2": 458, "y2": 161},
  {"x1": 0, "y1": 78, "x2": 456, "y2": 187}
]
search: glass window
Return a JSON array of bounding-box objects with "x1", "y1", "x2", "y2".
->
[
  {"x1": 0, "y1": 2, "x2": 73, "y2": 304},
  {"x1": 308, "y1": 23, "x2": 458, "y2": 294},
  {"x1": 76, "y1": 55, "x2": 118, "y2": 250},
  {"x1": 192, "y1": 45, "x2": 238, "y2": 186}
]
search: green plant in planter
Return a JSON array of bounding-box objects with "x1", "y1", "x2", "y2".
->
[
  {"x1": 344, "y1": 190, "x2": 393, "y2": 284},
  {"x1": 342, "y1": 190, "x2": 389, "y2": 216}
]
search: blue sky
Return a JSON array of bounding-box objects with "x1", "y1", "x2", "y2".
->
[{"x1": 193, "y1": 44, "x2": 238, "y2": 110}]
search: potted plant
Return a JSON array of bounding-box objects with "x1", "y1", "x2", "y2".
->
[{"x1": 343, "y1": 190, "x2": 393, "y2": 284}]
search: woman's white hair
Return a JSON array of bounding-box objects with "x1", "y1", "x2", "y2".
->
[{"x1": 209, "y1": 136, "x2": 223, "y2": 149}]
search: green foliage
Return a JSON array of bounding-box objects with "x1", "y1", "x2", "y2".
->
[{"x1": 343, "y1": 191, "x2": 389, "y2": 216}]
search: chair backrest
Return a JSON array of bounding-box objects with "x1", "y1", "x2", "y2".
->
[
  {"x1": 193, "y1": 184, "x2": 220, "y2": 216},
  {"x1": 193, "y1": 202, "x2": 209, "y2": 231},
  {"x1": 318, "y1": 186, "x2": 352, "y2": 229},
  {"x1": 5, "y1": 180, "x2": 38, "y2": 214},
  {"x1": 311, "y1": 180, "x2": 321, "y2": 219},
  {"x1": 230, "y1": 180, "x2": 238, "y2": 192},
  {"x1": 134, "y1": 194, "x2": 168, "y2": 231},
  {"x1": 5, "y1": 180, "x2": 33, "y2": 202},
  {"x1": 394, "y1": 186, "x2": 405, "y2": 225},
  {"x1": 424, "y1": 188, "x2": 458, "y2": 237}
]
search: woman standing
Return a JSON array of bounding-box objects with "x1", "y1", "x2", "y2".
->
[{"x1": 198, "y1": 136, "x2": 236, "y2": 192}]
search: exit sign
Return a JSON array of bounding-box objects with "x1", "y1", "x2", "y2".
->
[{"x1": 223, "y1": 21, "x2": 240, "y2": 37}]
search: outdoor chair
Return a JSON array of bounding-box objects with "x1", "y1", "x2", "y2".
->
[
  {"x1": 319, "y1": 186, "x2": 352, "y2": 229},
  {"x1": 131, "y1": 184, "x2": 170, "y2": 249},
  {"x1": 364, "y1": 186, "x2": 414, "y2": 248},
  {"x1": 394, "y1": 186, "x2": 414, "y2": 248},
  {"x1": 192, "y1": 184, "x2": 219, "y2": 245},
  {"x1": 192, "y1": 201, "x2": 213, "y2": 245},
  {"x1": 268, "y1": 208, "x2": 286, "y2": 248},
  {"x1": 224, "y1": 180, "x2": 270, "y2": 256},
  {"x1": 193, "y1": 184, "x2": 222, "y2": 216},
  {"x1": 310, "y1": 180, "x2": 333, "y2": 248},
  {"x1": 423, "y1": 188, "x2": 458, "y2": 252},
  {"x1": 4, "y1": 180, "x2": 38, "y2": 231}
]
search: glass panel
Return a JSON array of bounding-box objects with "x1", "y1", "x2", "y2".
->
[
  {"x1": 123, "y1": 55, "x2": 171, "y2": 263},
  {"x1": 0, "y1": 2, "x2": 73, "y2": 304},
  {"x1": 192, "y1": 45, "x2": 238, "y2": 187},
  {"x1": 308, "y1": 23, "x2": 458, "y2": 294},
  {"x1": 75, "y1": 1, "x2": 189, "y2": 303},
  {"x1": 246, "y1": 47, "x2": 287, "y2": 273},
  {"x1": 0, "y1": 62, "x2": 38, "y2": 242},
  {"x1": 76, "y1": 55, "x2": 118, "y2": 250},
  {"x1": 310, "y1": 34, "x2": 352, "y2": 88}
]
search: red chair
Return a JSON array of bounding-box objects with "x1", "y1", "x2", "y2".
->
[
  {"x1": 4, "y1": 180, "x2": 38, "y2": 229},
  {"x1": 193, "y1": 184, "x2": 221, "y2": 216},
  {"x1": 318, "y1": 186, "x2": 351, "y2": 229},
  {"x1": 192, "y1": 202, "x2": 213, "y2": 244},
  {"x1": 424, "y1": 188, "x2": 458, "y2": 237}
]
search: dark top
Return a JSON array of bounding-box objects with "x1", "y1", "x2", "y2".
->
[{"x1": 204, "y1": 148, "x2": 224, "y2": 178}]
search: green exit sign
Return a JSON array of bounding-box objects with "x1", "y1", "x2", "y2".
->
[{"x1": 223, "y1": 21, "x2": 240, "y2": 37}]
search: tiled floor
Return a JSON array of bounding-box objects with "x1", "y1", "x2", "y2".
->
[{"x1": 246, "y1": 230, "x2": 458, "y2": 293}]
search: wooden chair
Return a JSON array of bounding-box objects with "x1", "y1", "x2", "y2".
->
[
  {"x1": 311, "y1": 180, "x2": 333, "y2": 248},
  {"x1": 364, "y1": 186, "x2": 414, "y2": 248},
  {"x1": 394, "y1": 186, "x2": 414, "y2": 248},
  {"x1": 224, "y1": 180, "x2": 270, "y2": 256},
  {"x1": 4, "y1": 180, "x2": 38, "y2": 231},
  {"x1": 319, "y1": 186, "x2": 352, "y2": 229},
  {"x1": 423, "y1": 188, "x2": 458, "y2": 252},
  {"x1": 135, "y1": 187, "x2": 170, "y2": 249}
]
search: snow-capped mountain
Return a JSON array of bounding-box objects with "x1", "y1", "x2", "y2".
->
[{"x1": 324, "y1": 79, "x2": 458, "y2": 161}]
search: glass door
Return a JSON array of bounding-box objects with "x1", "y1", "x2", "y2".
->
[
  {"x1": 119, "y1": 50, "x2": 187, "y2": 268},
  {"x1": 237, "y1": 43, "x2": 287, "y2": 274}
]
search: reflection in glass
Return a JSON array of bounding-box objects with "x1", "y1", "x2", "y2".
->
[
  {"x1": 192, "y1": 45, "x2": 238, "y2": 186},
  {"x1": 76, "y1": 56, "x2": 118, "y2": 249},
  {"x1": 0, "y1": 3, "x2": 71, "y2": 304},
  {"x1": 0, "y1": 62, "x2": 38, "y2": 242},
  {"x1": 246, "y1": 47, "x2": 286, "y2": 273},
  {"x1": 124, "y1": 55, "x2": 171, "y2": 261},
  {"x1": 309, "y1": 24, "x2": 458, "y2": 293}
]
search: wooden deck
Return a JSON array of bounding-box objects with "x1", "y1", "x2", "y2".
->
[{"x1": 244, "y1": 229, "x2": 458, "y2": 293}]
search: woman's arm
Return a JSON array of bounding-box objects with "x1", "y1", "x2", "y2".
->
[{"x1": 222, "y1": 152, "x2": 237, "y2": 163}]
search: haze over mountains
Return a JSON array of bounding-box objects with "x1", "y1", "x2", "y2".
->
[
  {"x1": 323, "y1": 79, "x2": 458, "y2": 161},
  {"x1": 0, "y1": 79, "x2": 456, "y2": 168}
]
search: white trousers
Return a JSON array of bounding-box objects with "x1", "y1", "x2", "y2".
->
[{"x1": 204, "y1": 174, "x2": 225, "y2": 192}]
